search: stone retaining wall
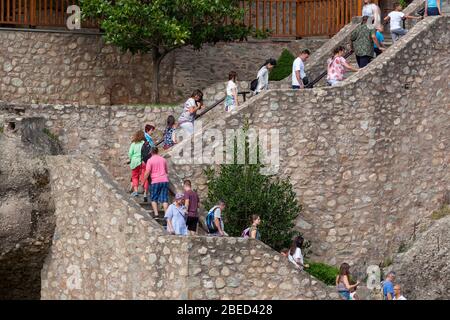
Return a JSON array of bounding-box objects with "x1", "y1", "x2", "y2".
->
[
  {"x1": 41, "y1": 155, "x2": 336, "y2": 299},
  {"x1": 0, "y1": 28, "x2": 324, "y2": 106},
  {"x1": 0, "y1": 103, "x2": 176, "y2": 189},
  {"x1": 166, "y1": 16, "x2": 450, "y2": 268}
]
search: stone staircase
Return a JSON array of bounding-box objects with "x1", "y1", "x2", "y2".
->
[{"x1": 133, "y1": 194, "x2": 209, "y2": 235}]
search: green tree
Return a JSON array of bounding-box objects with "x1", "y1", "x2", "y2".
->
[
  {"x1": 80, "y1": 0, "x2": 252, "y2": 103},
  {"x1": 204, "y1": 163, "x2": 301, "y2": 251}
]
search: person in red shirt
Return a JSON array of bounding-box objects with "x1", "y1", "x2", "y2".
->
[
  {"x1": 183, "y1": 180, "x2": 200, "y2": 235},
  {"x1": 143, "y1": 147, "x2": 169, "y2": 217}
]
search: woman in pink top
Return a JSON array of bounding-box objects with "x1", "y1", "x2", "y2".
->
[
  {"x1": 143, "y1": 147, "x2": 169, "y2": 217},
  {"x1": 327, "y1": 46, "x2": 358, "y2": 86}
]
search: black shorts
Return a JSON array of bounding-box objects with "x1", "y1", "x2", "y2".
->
[{"x1": 186, "y1": 216, "x2": 199, "y2": 231}]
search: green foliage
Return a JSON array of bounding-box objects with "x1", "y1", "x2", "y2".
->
[
  {"x1": 268, "y1": 49, "x2": 295, "y2": 81},
  {"x1": 431, "y1": 205, "x2": 450, "y2": 220},
  {"x1": 252, "y1": 27, "x2": 272, "y2": 39},
  {"x1": 80, "y1": 0, "x2": 252, "y2": 54},
  {"x1": 305, "y1": 261, "x2": 339, "y2": 286},
  {"x1": 42, "y1": 128, "x2": 58, "y2": 141},
  {"x1": 204, "y1": 163, "x2": 301, "y2": 251},
  {"x1": 80, "y1": 0, "x2": 254, "y2": 102},
  {"x1": 399, "y1": 0, "x2": 408, "y2": 8},
  {"x1": 398, "y1": 241, "x2": 409, "y2": 253}
]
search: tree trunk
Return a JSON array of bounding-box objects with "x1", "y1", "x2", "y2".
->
[{"x1": 151, "y1": 48, "x2": 163, "y2": 104}]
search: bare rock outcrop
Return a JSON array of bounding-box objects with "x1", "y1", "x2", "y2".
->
[{"x1": 0, "y1": 117, "x2": 61, "y2": 299}]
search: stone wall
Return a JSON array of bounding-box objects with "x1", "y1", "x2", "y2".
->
[
  {"x1": 0, "y1": 28, "x2": 324, "y2": 106},
  {"x1": 0, "y1": 30, "x2": 175, "y2": 105},
  {"x1": 279, "y1": 0, "x2": 425, "y2": 87},
  {"x1": 41, "y1": 155, "x2": 336, "y2": 299},
  {"x1": 0, "y1": 103, "x2": 177, "y2": 189},
  {"x1": 176, "y1": 38, "x2": 326, "y2": 101},
  {"x1": 166, "y1": 16, "x2": 450, "y2": 269}
]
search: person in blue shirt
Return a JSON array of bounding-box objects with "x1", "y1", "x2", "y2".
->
[
  {"x1": 144, "y1": 124, "x2": 156, "y2": 147},
  {"x1": 383, "y1": 271, "x2": 396, "y2": 300},
  {"x1": 425, "y1": 0, "x2": 442, "y2": 16},
  {"x1": 374, "y1": 25, "x2": 385, "y2": 57},
  {"x1": 164, "y1": 193, "x2": 188, "y2": 236}
]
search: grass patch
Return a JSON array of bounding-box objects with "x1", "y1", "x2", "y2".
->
[
  {"x1": 304, "y1": 260, "x2": 339, "y2": 286},
  {"x1": 0, "y1": 126, "x2": 3, "y2": 134},
  {"x1": 431, "y1": 205, "x2": 450, "y2": 220},
  {"x1": 42, "y1": 128, "x2": 58, "y2": 141},
  {"x1": 269, "y1": 49, "x2": 296, "y2": 81}
]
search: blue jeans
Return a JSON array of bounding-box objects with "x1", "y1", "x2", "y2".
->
[{"x1": 391, "y1": 28, "x2": 408, "y2": 43}]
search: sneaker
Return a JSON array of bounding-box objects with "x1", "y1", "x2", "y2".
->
[{"x1": 131, "y1": 191, "x2": 139, "y2": 197}]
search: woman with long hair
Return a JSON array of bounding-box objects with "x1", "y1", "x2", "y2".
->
[
  {"x1": 254, "y1": 58, "x2": 277, "y2": 94},
  {"x1": 128, "y1": 130, "x2": 146, "y2": 197},
  {"x1": 336, "y1": 263, "x2": 360, "y2": 300},
  {"x1": 327, "y1": 46, "x2": 358, "y2": 86},
  {"x1": 248, "y1": 214, "x2": 261, "y2": 240},
  {"x1": 288, "y1": 235, "x2": 308, "y2": 270},
  {"x1": 163, "y1": 115, "x2": 178, "y2": 150}
]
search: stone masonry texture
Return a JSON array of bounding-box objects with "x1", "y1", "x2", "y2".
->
[
  {"x1": 40, "y1": 155, "x2": 336, "y2": 299},
  {"x1": 165, "y1": 16, "x2": 450, "y2": 272},
  {"x1": 0, "y1": 29, "x2": 324, "y2": 106},
  {"x1": 1, "y1": 16, "x2": 449, "y2": 279}
]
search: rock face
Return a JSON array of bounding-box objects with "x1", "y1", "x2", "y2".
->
[
  {"x1": 0, "y1": 118, "x2": 61, "y2": 299},
  {"x1": 389, "y1": 215, "x2": 450, "y2": 300}
]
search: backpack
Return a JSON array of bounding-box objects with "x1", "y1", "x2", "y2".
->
[
  {"x1": 250, "y1": 78, "x2": 258, "y2": 91},
  {"x1": 141, "y1": 141, "x2": 152, "y2": 164},
  {"x1": 206, "y1": 206, "x2": 219, "y2": 233},
  {"x1": 241, "y1": 227, "x2": 251, "y2": 238}
]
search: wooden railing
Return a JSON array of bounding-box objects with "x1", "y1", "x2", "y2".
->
[
  {"x1": 241, "y1": 0, "x2": 361, "y2": 38},
  {"x1": 0, "y1": 0, "x2": 96, "y2": 28},
  {"x1": 1, "y1": 0, "x2": 361, "y2": 37}
]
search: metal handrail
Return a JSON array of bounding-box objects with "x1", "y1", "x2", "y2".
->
[{"x1": 155, "y1": 91, "x2": 251, "y2": 147}]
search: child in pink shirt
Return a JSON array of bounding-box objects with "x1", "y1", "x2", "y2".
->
[{"x1": 144, "y1": 147, "x2": 169, "y2": 217}]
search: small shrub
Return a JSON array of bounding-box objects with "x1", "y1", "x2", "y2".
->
[
  {"x1": 203, "y1": 125, "x2": 302, "y2": 251},
  {"x1": 252, "y1": 27, "x2": 272, "y2": 39},
  {"x1": 431, "y1": 205, "x2": 450, "y2": 220},
  {"x1": 42, "y1": 128, "x2": 58, "y2": 141},
  {"x1": 269, "y1": 49, "x2": 296, "y2": 81},
  {"x1": 305, "y1": 261, "x2": 339, "y2": 286}
]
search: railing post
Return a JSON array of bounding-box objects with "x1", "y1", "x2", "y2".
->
[
  {"x1": 30, "y1": 0, "x2": 36, "y2": 26},
  {"x1": 357, "y1": 0, "x2": 362, "y2": 17},
  {"x1": 296, "y1": 0, "x2": 301, "y2": 38}
]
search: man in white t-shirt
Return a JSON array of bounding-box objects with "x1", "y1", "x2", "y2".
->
[
  {"x1": 384, "y1": 3, "x2": 422, "y2": 43},
  {"x1": 291, "y1": 49, "x2": 311, "y2": 89}
]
